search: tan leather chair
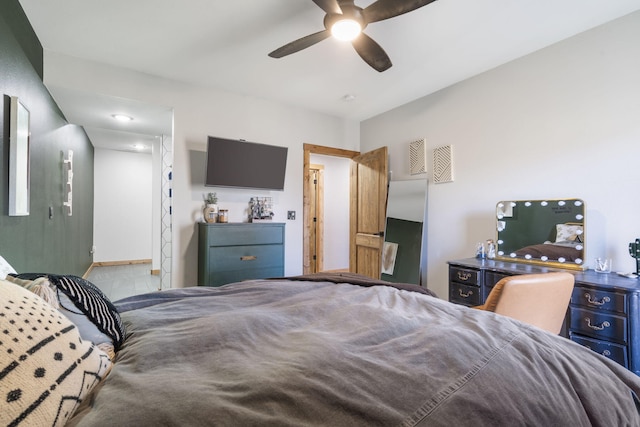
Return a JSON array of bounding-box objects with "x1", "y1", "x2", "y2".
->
[{"x1": 474, "y1": 272, "x2": 575, "y2": 334}]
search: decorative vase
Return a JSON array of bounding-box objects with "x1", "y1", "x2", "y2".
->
[{"x1": 203, "y1": 204, "x2": 218, "y2": 223}]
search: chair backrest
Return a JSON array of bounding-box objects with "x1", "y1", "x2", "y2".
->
[{"x1": 481, "y1": 272, "x2": 575, "y2": 334}]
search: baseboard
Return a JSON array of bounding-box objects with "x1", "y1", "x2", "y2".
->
[
  {"x1": 320, "y1": 268, "x2": 350, "y2": 273},
  {"x1": 83, "y1": 259, "x2": 153, "y2": 279}
]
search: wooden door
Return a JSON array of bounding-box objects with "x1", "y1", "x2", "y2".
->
[{"x1": 350, "y1": 147, "x2": 388, "y2": 279}]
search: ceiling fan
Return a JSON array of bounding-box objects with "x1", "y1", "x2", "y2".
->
[{"x1": 268, "y1": 0, "x2": 438, "y2": 72}]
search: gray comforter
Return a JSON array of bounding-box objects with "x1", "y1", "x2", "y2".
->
[{"x1": 69, "y1": 277, "x2": 640, "y2": 426}]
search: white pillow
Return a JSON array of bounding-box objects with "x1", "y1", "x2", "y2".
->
[{"x1": 0, "y1": 254, "x2": 17, "y2": 279}]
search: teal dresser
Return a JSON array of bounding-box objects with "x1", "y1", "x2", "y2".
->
[{"x1": 198, "y1": 222, "x2": 285, "y2": 287}]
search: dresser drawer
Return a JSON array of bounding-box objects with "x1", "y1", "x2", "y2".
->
[
  {"x1": 204, "y1": 267, "x2": 284, "y2": 287},
  {"x1": 484, "y1": 271, "x2": 510, "y2": 300},
  {"x1": 569, "y1": 306, "x2": 627, "y2": 344},
  {"x1": 570, "y1": 333, "x2": 628, "y2": 367},
  {"x1": 449, "y1": 267, "x2": 480, "y2": 286},
  {"x1": 571, "y1": 287, "x2": 626, "y2": 314},
  {"x1": 208, "y1": 244, "x2": 284, "y2": 272},
  {"x1": 449, "y1": 282, "x2": 481, "y2": 306},
  {"x1": 207, "y1": 224, "x2": 284, "y2": 247},
  {"x1": 485, "y1": 271, "x2": 509, "y2": 287}
]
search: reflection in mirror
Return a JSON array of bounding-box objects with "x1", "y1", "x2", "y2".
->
[
  {"x1": 9, "y1": 96, "x2": 30, "y2": 216},
  {"x1": 496, "y1": 199, "x2": 586, "y2": 270},
  {"x1": 381, "y1": 179, "x2": 427, "y2": 284}
]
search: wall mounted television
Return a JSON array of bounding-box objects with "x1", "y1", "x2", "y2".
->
[{"x1": 205, "y1": 136, "x2": 288, "y2": 191}]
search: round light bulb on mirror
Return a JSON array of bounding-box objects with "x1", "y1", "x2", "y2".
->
[{"x1": 331, "y1": 19, "x2": 362, "y2": 41}]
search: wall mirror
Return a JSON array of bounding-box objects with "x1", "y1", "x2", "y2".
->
[
  {"x1": 381, "y1": 179, "x2": 427, "y2": 284},
  {"x1": 496, "y1": 198, "x2": 586, "y2": 270},
  {"x1": 9, "y1": 96, "x2": 30, "y2": 216}
]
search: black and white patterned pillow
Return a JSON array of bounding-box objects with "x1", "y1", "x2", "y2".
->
[
  {"x1": 0, "y1": 279, "x2": 112, "y2": 426},
  {"x1": 11, "y1": 273, "x2": 126, "y2": 351}
]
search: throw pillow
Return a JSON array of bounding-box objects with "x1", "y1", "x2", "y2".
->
[
  {"x1": 4, "y1": 275, "x2": 114, "y2": 347},
  {"x1": 0, "y1": 279, "x2": 112, "y2": 426},
  {"x1": 11, "y1": 273, "x2": 126, "y2": 351}
]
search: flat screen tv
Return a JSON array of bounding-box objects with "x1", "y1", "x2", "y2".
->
[{"x1": 205, "y1": 136, "x2": 288, "y2": 191}]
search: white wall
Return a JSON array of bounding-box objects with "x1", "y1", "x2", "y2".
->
[
  {"x1": 310, "y1": 153, "x2": 351, "y2": 271},
  {"x1": 44, "y1": 51, "x2": 360, "y2": 286},
  {"x1": 361, "y1": 11, "x2": 640, "y2": 299},
  {"x1": 93, "y1": 148, "x2": 153, "y2": 262}
]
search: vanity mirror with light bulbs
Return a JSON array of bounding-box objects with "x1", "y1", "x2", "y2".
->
[
  {"x1": 447, "y1": 197, "x2": 640, "y2": 375},
  {"x1": 495, "y1": 198, "x2": 586, "y2": 271}
]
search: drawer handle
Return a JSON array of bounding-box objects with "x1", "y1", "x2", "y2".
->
[
  {"x1": 585, "y1": 318, "x2": 611, "y2": 331},
  {"x1": 458, "y1": 289, "x2": 474, "y2": 298},
  {"x1": 457, "y1": 272, "x2": 472, "y2": 281},
  {"x1": 582, "y1": 345, "x2": 611, "y2": 358},
  {"x1": 585, "y1": 293, "x2": 610, "y2": 306},
  {"x1": 240, "y1": 256, "x2": 257, "y2": 261}
]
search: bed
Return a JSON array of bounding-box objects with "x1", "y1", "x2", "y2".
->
[{"x1": 3, "y1": 272, "x2": 640, "y2": 426}]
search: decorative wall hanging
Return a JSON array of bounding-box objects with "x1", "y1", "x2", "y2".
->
[
  {"x1": 409, "y1": 138, "x2": 427, "y2": 175},
  {"x1": 433, "y1": 145, "x2": 454, "y2": 184}
]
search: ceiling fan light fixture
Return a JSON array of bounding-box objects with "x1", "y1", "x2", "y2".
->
[{"x1": 331, "y1": 19, "x2": 361, "y2": 41}]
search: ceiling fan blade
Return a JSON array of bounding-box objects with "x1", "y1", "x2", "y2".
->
[
  {"x1": 312, "y1": 0, "x2": 342, "y2": 14},
  {"x1": 351, "y1": 32, "x2": 392, "y2": 72},
  {"x1": 268, "y1": 30, "x2": 331, "y2": 58},
  {"x1": 363, "y1": 0, "x2": 437, "y2": 24}
]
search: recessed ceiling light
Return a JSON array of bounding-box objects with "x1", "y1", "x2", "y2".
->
[
  {"x1": 342, "y1": 94, "x2": 356, "y2": 102},
  {"x1": 132, "y1": 144, "x2": 145, "y2": 150},
  {"x1": 112, "y1": 114, "x2": 133, "y2": 122}
]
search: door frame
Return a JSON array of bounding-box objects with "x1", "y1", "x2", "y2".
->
[
  {"x1": 309, "y1": 164, "x2": 325, "y2": 273},
  {"x1": 303, "y1": 144, "x2": 360, "y2": 274}
]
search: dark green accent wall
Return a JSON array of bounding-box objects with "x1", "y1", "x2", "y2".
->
[{"x1": 0, "y1": 0, "x2": 94, "y2": 275}]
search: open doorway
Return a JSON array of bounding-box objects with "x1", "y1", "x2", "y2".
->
[{"x1": 303, "y1": 144, "x2": 359, "y2": 274}]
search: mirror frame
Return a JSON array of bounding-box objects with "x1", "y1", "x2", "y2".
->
[
  {"x1": 8, "y1": 96, "x2": 30, "y2": 216},
  {"x1": 495, "y1": 198, "x2": 586, "y2": 271}
]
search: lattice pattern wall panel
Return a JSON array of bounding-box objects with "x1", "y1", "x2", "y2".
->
[
  {"x1": 409, "y1": 139, "x2": 427, "y2": 175},
  {"x1": 433, "y1": 145, "x2": 454, "y2": 184},
  {"x1": 161, "y1": 134, "x2": 173, "y2": 290}
]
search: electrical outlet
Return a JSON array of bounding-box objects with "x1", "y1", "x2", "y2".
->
[{"x1": 287, "y1": 211, "x2": 296, "y2": 220}]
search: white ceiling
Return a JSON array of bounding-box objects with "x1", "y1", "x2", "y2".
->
[{"x1": 17, "y1": 0, "x2": 640, "y2": 152}]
